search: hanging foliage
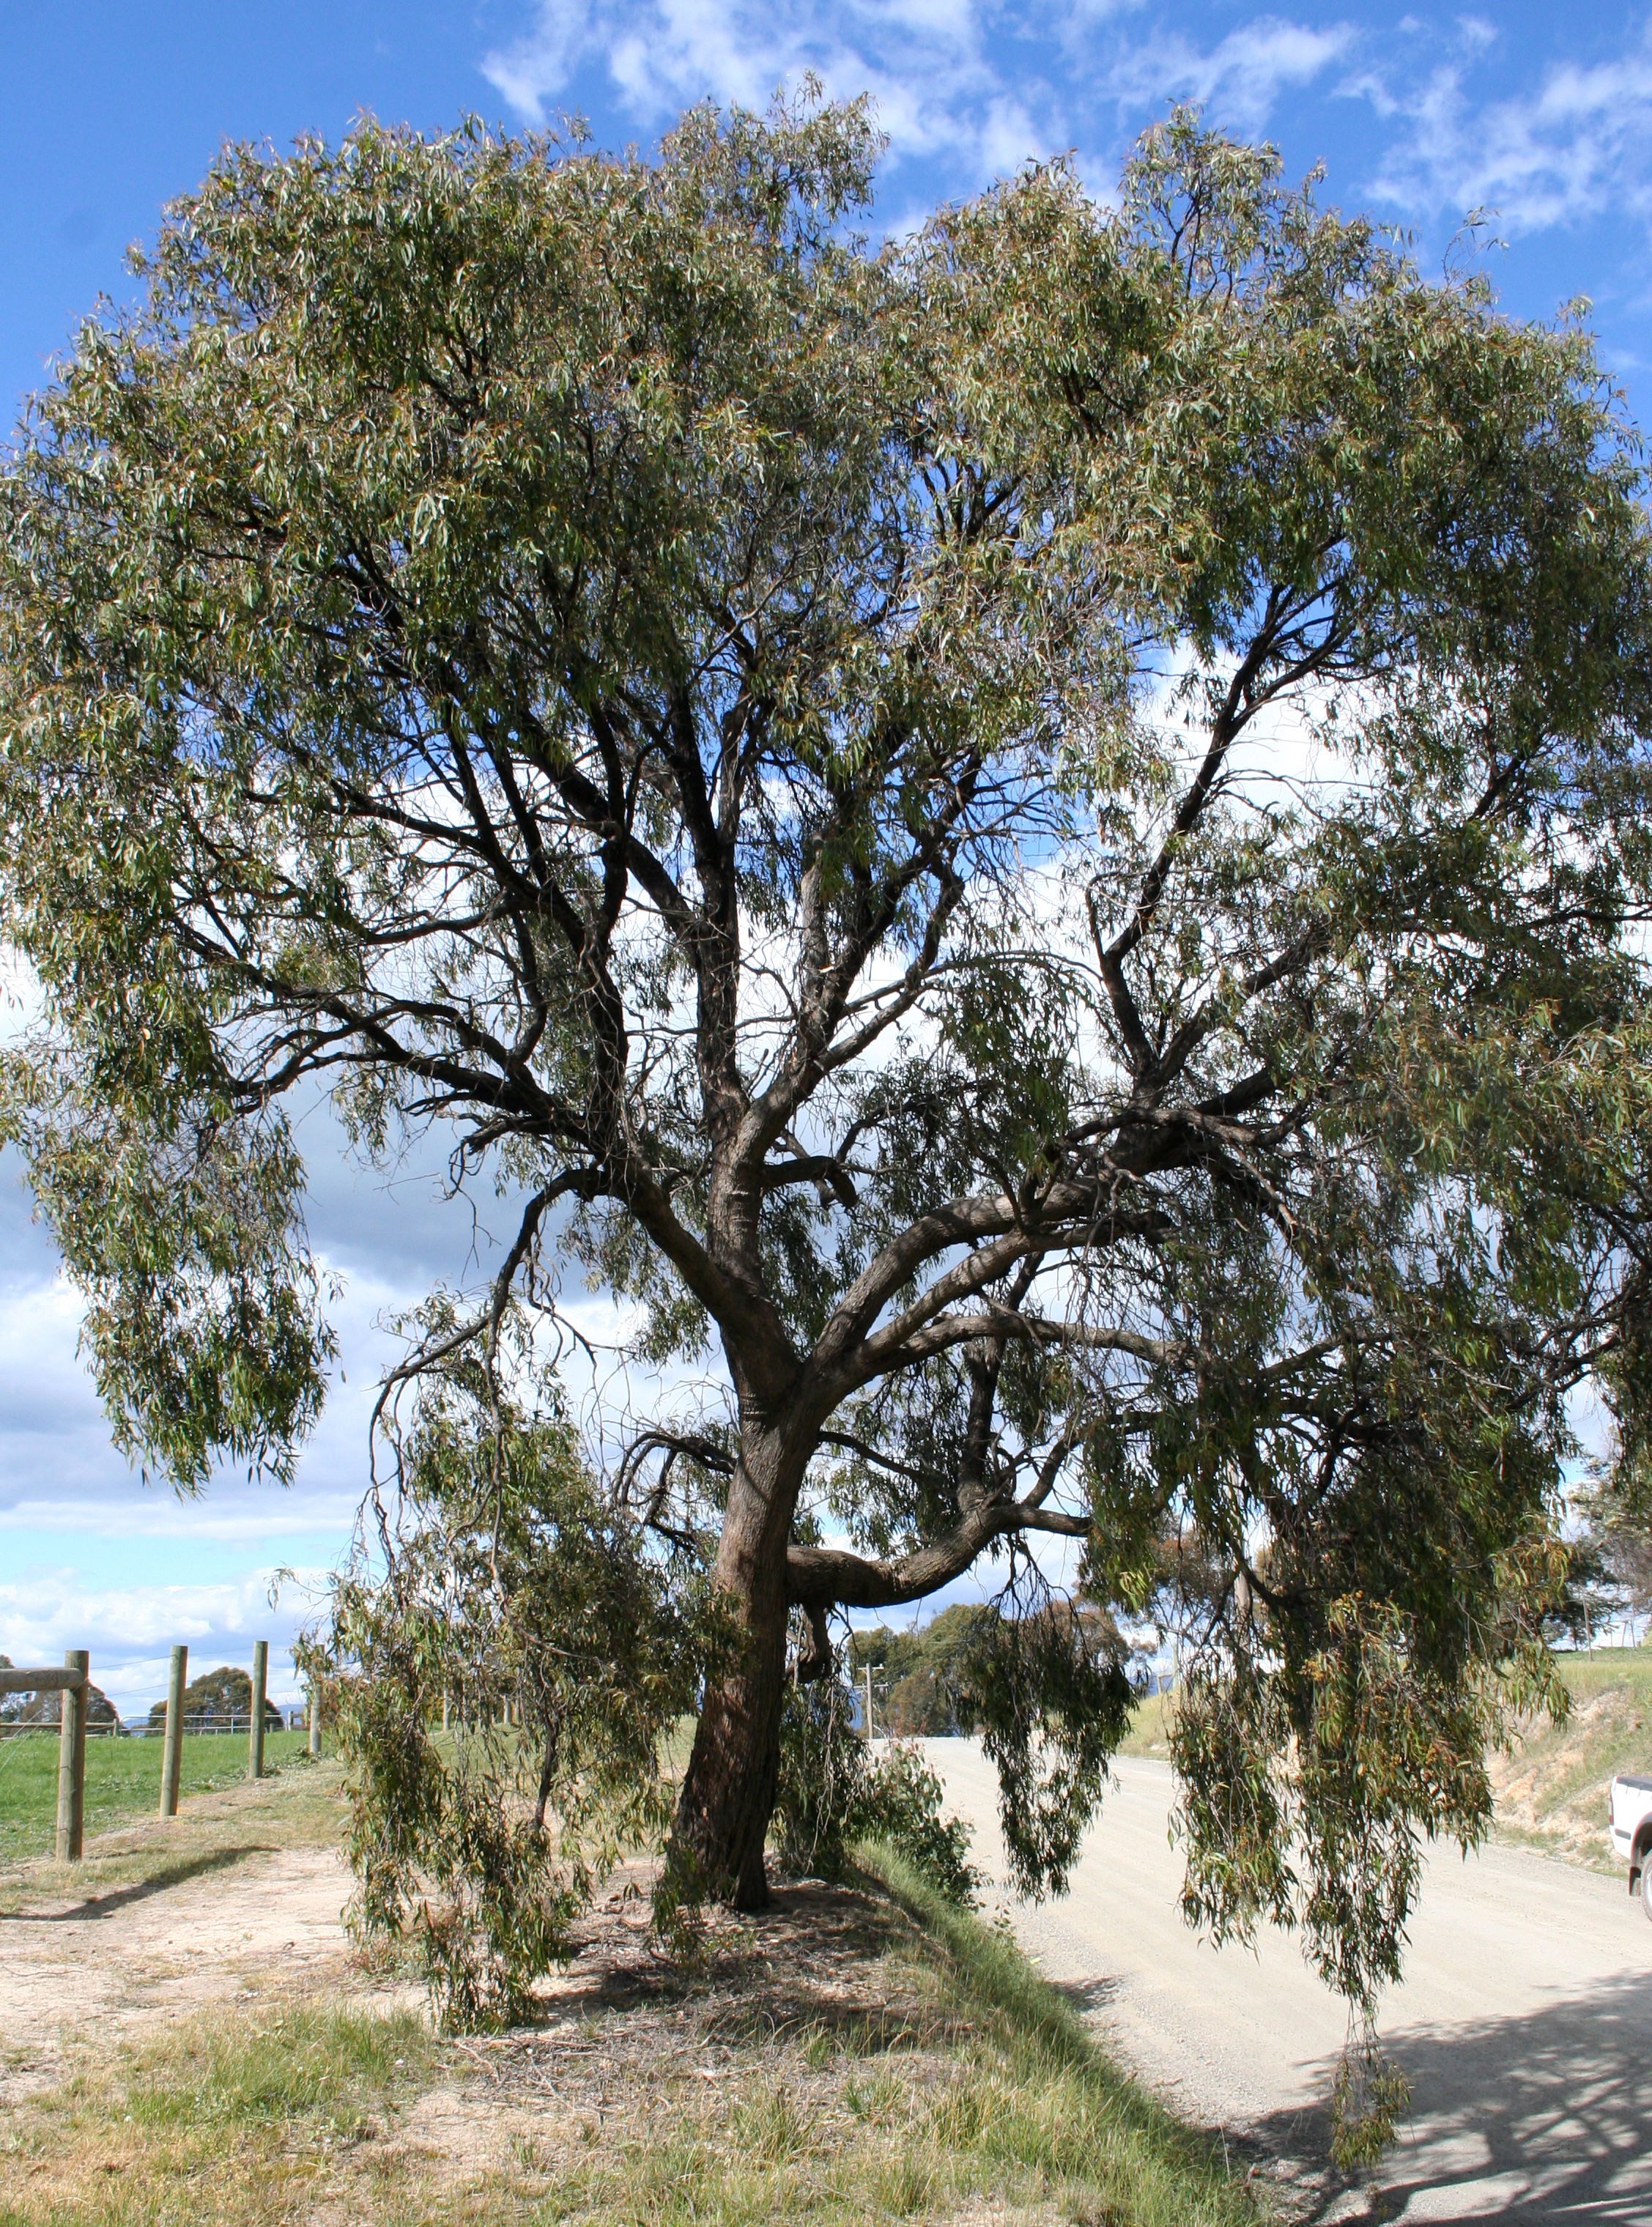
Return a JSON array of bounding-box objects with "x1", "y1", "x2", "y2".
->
[{"x1": 300, "y1": 1362, "x2": 716, "y2": 2027}]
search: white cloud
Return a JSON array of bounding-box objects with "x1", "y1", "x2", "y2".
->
[
  {"x1": 1369, "y1": 24, "x2": 1652, "y2": 235},
  {"x1": 483, "y1": 0, "x2": 1015, "y2": 172},
  {"x1": 479, "y1": 1, "x2": 1350, "y2": 188},
  {"x1": 0, "y1": 1567, "x2": 327, "y2": 1707},
  {"x1": 479, "y1": 3, "x2": 1652, "y2": 264},
  {"x1": 1103, "y1": 16, "x2": 1356, "y2": 139}
]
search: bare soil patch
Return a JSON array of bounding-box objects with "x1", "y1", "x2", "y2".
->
[
  {"x1": 0, "y1": 1842, "x2": 352, "y2": 2076},
  {"x1": 0, "y1": 1762, "x2": 368, "y2": 2099}
]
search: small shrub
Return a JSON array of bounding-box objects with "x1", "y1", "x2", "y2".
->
[
  {"x1": 857, "y1": 1741, "x2": 979, "y2": 1907},
  {"x1": 301, "y1": 1366, "x2": 715, "y2": 2028},
  {"x1": 1329, "y1": 2022, "x2": 1411, "y2": 2171},
  {"x1": 771, "y1": 1672, "x2": 979, "y2": 1904}
]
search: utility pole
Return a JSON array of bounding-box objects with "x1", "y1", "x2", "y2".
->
[{"x1": 864, "y1": 1664, "x2": 874, "y2": 1743}]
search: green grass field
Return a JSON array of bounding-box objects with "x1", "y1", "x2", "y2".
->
[{"x1": 0, "y1": 1729, "x2": 314, "y2": 1861}]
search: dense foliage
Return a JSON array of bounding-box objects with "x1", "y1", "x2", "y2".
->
[
  {"x1": 4, "y1": 92, "x2": 1652, "y2": 2136},
  {"x1": 297, "y1": 1365, "x2": 710, "y2": 2026}
]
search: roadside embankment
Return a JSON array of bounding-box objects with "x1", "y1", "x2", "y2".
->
[
  {"x1": 1490, "y1": 1645, "x2": 1652, "y2": 1870},
  {"x1": 1114, "y1": 1647, "x2": 1652, "y2": 1869}
]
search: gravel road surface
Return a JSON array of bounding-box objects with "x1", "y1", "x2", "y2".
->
[{"x1": 926, "y1": 1744, "x2": 1652, "y2": 2223}]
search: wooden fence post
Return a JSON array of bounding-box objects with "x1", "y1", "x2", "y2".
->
[
  {"x1": 55, "y1": 1649, "x2": 89, "y2": 1862},
  {"x1": 248, "y1": 1641, "x2": 267, "y2": 1782},
  {"x1": 158, "y1": 1644, "x2": 188, "y2": 1820},
  {"x1": 308, "y1": 1683, "x2": 320, "y2": 1758}
]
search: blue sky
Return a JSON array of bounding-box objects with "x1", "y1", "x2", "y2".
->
[{"x1": 3, "y1": 0, "x2": 1650, "y2": 1709}]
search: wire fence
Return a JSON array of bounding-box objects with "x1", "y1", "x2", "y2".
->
[{"x1": 0, "y1": 1708, "x2": 308, "y2": 1741}]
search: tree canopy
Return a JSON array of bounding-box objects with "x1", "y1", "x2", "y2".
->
[{"x1": 4, "y1": 97, "x2": 1652, "y2": 2090}]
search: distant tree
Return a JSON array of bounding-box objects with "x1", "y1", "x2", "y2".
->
[
  {"x1": 147, "y1": 1664, "x2": 281, "y2": 1730},
  {"x1": 4, "y1": 97, "x2": 1652, "y2": 2122},
  {"x1": 850, "y1": 1604, "x2": 993, "y2": 1733},
  {"x1": 12, "y1": 1679, "x2": 121, "y2": 1730}
]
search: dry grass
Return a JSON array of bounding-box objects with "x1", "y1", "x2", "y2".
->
[
  {"x1": 0, "y1": 1769, "x2": 1267, "y2": 2227},
  {"x1": 1490, "y1": 1645, "x2": 1652, "y2": 1871},
  {"x1": 1115, "y1": 1689, "x2": 1173, "y2": 1760}
]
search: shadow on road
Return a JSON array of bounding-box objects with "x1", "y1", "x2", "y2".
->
[
  {"x1": 1258, "y1": 1971, "x2": 1652, "y2": 2225},
  {"x1": 1048, "y1": 1972, "x2": 1123, "y2": 2017}
]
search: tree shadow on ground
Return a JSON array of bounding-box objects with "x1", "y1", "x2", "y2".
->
[
  {"x1": 1254, "y1": 1970, "x2": 1652, "y2": 2225},
  {"x1": 0, "y1": 1843, "x2": 274, "y2": 1923},
  {"x1": 1049, "y1": 1972, "x2": 1123, "y2": 2017},
  {"x1": 527, "y1": 1876, "x2": 957, "y2": 2037}
]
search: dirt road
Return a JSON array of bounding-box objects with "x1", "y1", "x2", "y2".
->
[
  {"x1": 0, "y1": 1840, "x2": 355, "y2": 2089},
  {"x1": 928, "y1": 1744, "x2": 1652, "y2": 2224},
  {"x1": 0, "y1": 1771, "x2": 359, "y2": 2097}
]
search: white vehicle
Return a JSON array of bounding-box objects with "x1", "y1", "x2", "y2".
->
[{"x1": 1609, "y1": 1773, "x2": 1652, "y2": 1918}]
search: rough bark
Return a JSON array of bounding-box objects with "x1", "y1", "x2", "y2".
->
[{"x1": 670, "y1": 1423, "x2": 797, "y2": 1910}]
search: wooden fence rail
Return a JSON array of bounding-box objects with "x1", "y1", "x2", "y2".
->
[
  {"x1": 0, "y1": 1639, "x2": 310, "y2": 1859},
  {"x1": 0, "y1": 1667, "x2": 87, "y2": 1693}
]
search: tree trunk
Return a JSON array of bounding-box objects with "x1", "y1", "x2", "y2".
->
[{"x1": 671, "y1": 1425, "x2": 796, "y2": 1911}]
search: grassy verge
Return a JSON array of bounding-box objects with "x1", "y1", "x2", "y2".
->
[
  {"x1": 0, "y1": 1730, "x2": 314, "y2": 1862},
  {"x1": 0, "y1": 2002, "x2": 437, "y2": 2227},
  {"x1": 854, "y1": 1839, "x2": 1259, "y2": 2227},
  {"x1": 0, "y1": 1842, "x2": 1264, "y2": 2227},
  {"x1": 531, "y1": 1849, "x2": 1261, "y2": 2227},
  {"x1": 1490, "y1": 1644, "x2": 1652, "y2": 1870}
]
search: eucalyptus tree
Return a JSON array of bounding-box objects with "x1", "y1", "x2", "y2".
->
[{"x1": 4, "y1": 100, "x2": 1651, "y2": 2045}]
